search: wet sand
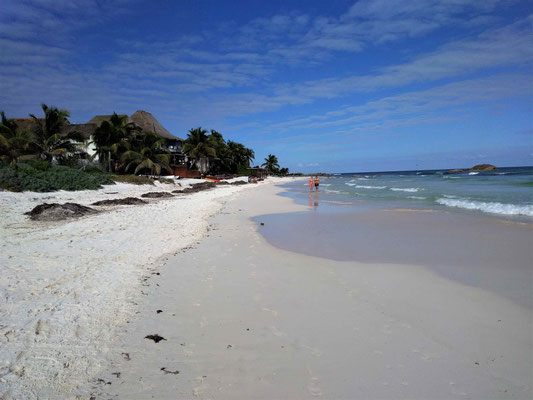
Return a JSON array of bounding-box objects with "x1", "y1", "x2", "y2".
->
[
  {"x1": 255, "y1": 205, "x2": 533, "y2": 309},
  {"x1": 96, "y1": 181, "x2": 532, "y2": 399}
]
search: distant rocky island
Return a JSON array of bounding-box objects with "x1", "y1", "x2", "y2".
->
[{"x1": 445, "y1": 164, "x2": 497, "y2": 174}]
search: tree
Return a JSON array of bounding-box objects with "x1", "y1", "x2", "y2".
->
[
  {"x1": 183, "y1": 127, "x2": 216, "y2": 173},
  {"x1": 0, "y1": 111, "x2": 33, "y2": 164},
  {"x1": 208, "y1": 130, "x2": 230, "y2": 172},
  {"x1": 29, "y1": 104, "x2": 85, "y2": 161},
  {"x1": 279, "y1": 167, "x2": 289, "y2": 176},
  {"x1": 243, "y1": 147, "x2": 255, "y2": 167},
  {"x1": 92, "y1": 113, "x2": 139, "y2": 172},
  {"x1": 261, "y1": 154, "x2": 280, "y2": 174},
  {"x1": 121, "y1": 132, "x2": 170, "y2": 175}
]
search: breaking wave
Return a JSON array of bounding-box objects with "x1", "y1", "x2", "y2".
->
[
  {"x1": 436, "y1": 198, "x2": 533, "y2": 216},
  {"x1": 390, "y1": 187, "x2": 421, "y2": 192},
  {"x1": 345, "y1": 184, "x2": 386, "y2": 189}
]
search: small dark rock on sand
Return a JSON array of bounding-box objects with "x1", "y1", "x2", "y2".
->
[
  {"x1": 92, "y1": 197, "x2": 147, "y2": 206},
  {"x1": 156, "y1": 310, "x2": 163, "y2": 314},
  {"x1": 141, "y1": 192, "x2": 174, "y2": 198},
  {"x1": 161, "y1": 367, "x2": 180, "y2": 375},
  {"x1": 25, "y1": 202, "x2": 98, "y2": 221},
  {"x1": 145, "y1": 334, "x2": 166, "y2": 343}
]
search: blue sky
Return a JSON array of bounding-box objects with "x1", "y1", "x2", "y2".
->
[{"x1": 1, "y1": 0, "x2": 532, "y2": 172}]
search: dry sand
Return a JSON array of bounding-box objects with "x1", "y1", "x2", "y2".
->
[
  {"x1": 96, "y1": 181, "x2": 532, "y2": 399},
  {"x1": 0, "y1": 177, "x2": 269, "y2": 399}
]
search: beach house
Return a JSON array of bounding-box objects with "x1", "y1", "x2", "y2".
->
[
  {"x1": 86, "y1": 110, "x2": 186, "y2": 166},
  {"x1": 13, "y1": 110, "x2": 200, "y2": 176}
]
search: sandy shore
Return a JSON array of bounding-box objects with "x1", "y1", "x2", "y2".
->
[
  {"x1": 0, "y1": 177, "x2": 278, "y2": 399},
  {"x1": 94, "y1": 181, "x2": 532, "y2": 399}
]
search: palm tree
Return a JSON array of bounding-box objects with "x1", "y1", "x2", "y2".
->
[
  {"x1": 0, "y1": 112, "x2": 33, "y2": 164},
  {"x1": 183, "y1": 127, "x2": 216, "y2": 173},
  {"x1": 261, "y1": 154, "x2": 280, "y2": 174},
  {"x1": 121, "y1": 132, "x2": 170, "y2": 175},
  {"x1": 29, "y1": 104, "x2": 85, "y2": 161},
  {"x1": 243, "y1": 147, "x2": 255, "y2": 167},
  {"x1": 208, "y1": 130, "x2": 231, "y2": 173},
  {"x1": 226, "y1": 141, "x2": 255, "y2": 172},
  {"x1": 92, "y1": 113, "x2": 139, "y2": 172}
]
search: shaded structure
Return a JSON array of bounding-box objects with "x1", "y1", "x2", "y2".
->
[{"x1": 247, "y1": 167, "x2": 267, "y2": 179}]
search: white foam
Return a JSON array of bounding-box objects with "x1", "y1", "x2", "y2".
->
[
  {"x1": 390, "y1": 187, "x2": 421, "y2": 193},
  {"x1": 436, "y1": 198, "x2": 533, "y2": 216},
  {"x1": 408, "y1": 196, "x2": 427, "y2": 200},
  {"x1": 325, "y1": 189, "x2": 342, "y2": 194},
  {"x1": 347, "y1": 184, "x2": 386, "y2": 189},
  {"x1": 468, "y1": 172, "x2": 479, "y2": 175}
]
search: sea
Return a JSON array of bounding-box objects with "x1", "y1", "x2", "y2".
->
[
  {"x1": 255, "y1": 166, "x2": 533, "y2": 308},
  {"x1": 297, "y1": 166, "x2": 533, "y2": 220}
]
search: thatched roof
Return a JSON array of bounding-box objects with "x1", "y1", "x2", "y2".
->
[
  {"x1": 13, "y1": 118, "x2": 96, "y2": 140},
  {"x1": 86, "y1": 111, "x2": 183, "y2": 141},
  {"x1": 63, "y1": 123, "x2": 97, "y2": 139},
  {"x1": 11, "y1": 110, "x2": 182, "y2": 142},
  {"x1": 13, "y1": 118, "x2": 42, "y2": 132},
  {"x1": 86, "y1": 114, "x2": 130, "y2": 125},
  {"x1": 129, "y1": 110, "x2": 183, "y2": 141}
]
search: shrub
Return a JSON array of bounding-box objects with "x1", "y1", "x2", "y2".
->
[
  {"x1": 0, "y1": 163, "x2": 114, "y2": 192},
  {"x1": 110, "y1": 174, "x2": 155, "y2": 185}
]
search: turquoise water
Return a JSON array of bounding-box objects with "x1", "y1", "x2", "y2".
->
[{"x1": 304, "y1": 166, "x2": 533, "y2": 218}]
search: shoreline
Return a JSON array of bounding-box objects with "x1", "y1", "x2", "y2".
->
[
  {"x1": 254, "y1": 197, "x2": 533, "y2": 309},
  {"x1": 0, "y1": 177, "x2": 290, "y2": 399},
  {"x1": 97, "y1": 181, "x2": 531, "y2": 399}
]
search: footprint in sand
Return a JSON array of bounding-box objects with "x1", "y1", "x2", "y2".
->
[
  {"x1": 302, "y1": 344, "x2": 322, "y2": 357},
  {"x1": 262, "y1": 307, "x2": 278, "y2": 317},
  {"x1": 270, "y1": 326, "x2": 285, "y2": 337},
  {"x1": 307, "y1": 367, "x2": 323, "y2": 397}
]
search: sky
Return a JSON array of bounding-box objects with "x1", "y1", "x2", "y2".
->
[{"x1": 1, "y1": 0, "x2": 532, "y2": 173}]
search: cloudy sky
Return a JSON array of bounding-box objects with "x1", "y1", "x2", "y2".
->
[{"x1": 1, "y1": 0, "x2": 532, "y2": 172}]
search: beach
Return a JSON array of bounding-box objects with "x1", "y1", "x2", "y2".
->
[
  {"x1": 91, "y1": 180, "x2": 532, "y2": 399},
  {"x1": 0, "y1": 177, "x2": 274, "y2": 399}
]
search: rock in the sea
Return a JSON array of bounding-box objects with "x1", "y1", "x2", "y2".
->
[
  {"x1": 141, "y1": 192, "x2": 174, "y2": 198},
  {"x1": 25, "y1": 202, "x2": 98, "y2": 221},
  {"x1": 445, "y1": 164, "x2": 497, "y2": 174},
  {"x1": 470, "y1": 164, "x2": 496, "y2": 171},
  {"x1": 92, "y1": 197, "x2": 147, "y2": 206}
]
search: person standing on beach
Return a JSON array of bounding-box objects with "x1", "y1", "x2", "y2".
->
[
  {"x1": 309, "y1": 176, "x2": 314, "y2": 191},
  {"x1": 314, "y1": 175, "x2": 320, "y2": 191}
]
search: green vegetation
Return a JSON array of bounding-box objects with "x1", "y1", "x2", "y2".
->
[
  {"x1": 121, "y1": 132, "x2": 171, "y2": 175},
  {"x1": 0, "y1": 102, "x2": 291, "y2": 191},
  {"x1": 262, "y1": 154, "x2": 280, "y2": 174},
  {"x1": 182, "y1": 127, "x2": 255, "y2": 174},
  {"x1": 109, "y1": 174, "x2": 155, "y2": 185},
  {"x1": 0, "y1": 162, "x2": 113, "y2": 192},
  {"x1": 92, "y1": 113, "x2": 139, "y2": 172},
  {"x1": 30, "y1": 104, "x2": 86, "y2": 162}
]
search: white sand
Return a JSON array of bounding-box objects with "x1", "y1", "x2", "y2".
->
[
  {"x1": 0, "y1": 177, "x2": 282, "y2": 399},
  {"x1": 94, "y1": 182, "x2": 532, "y2": 399}
]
